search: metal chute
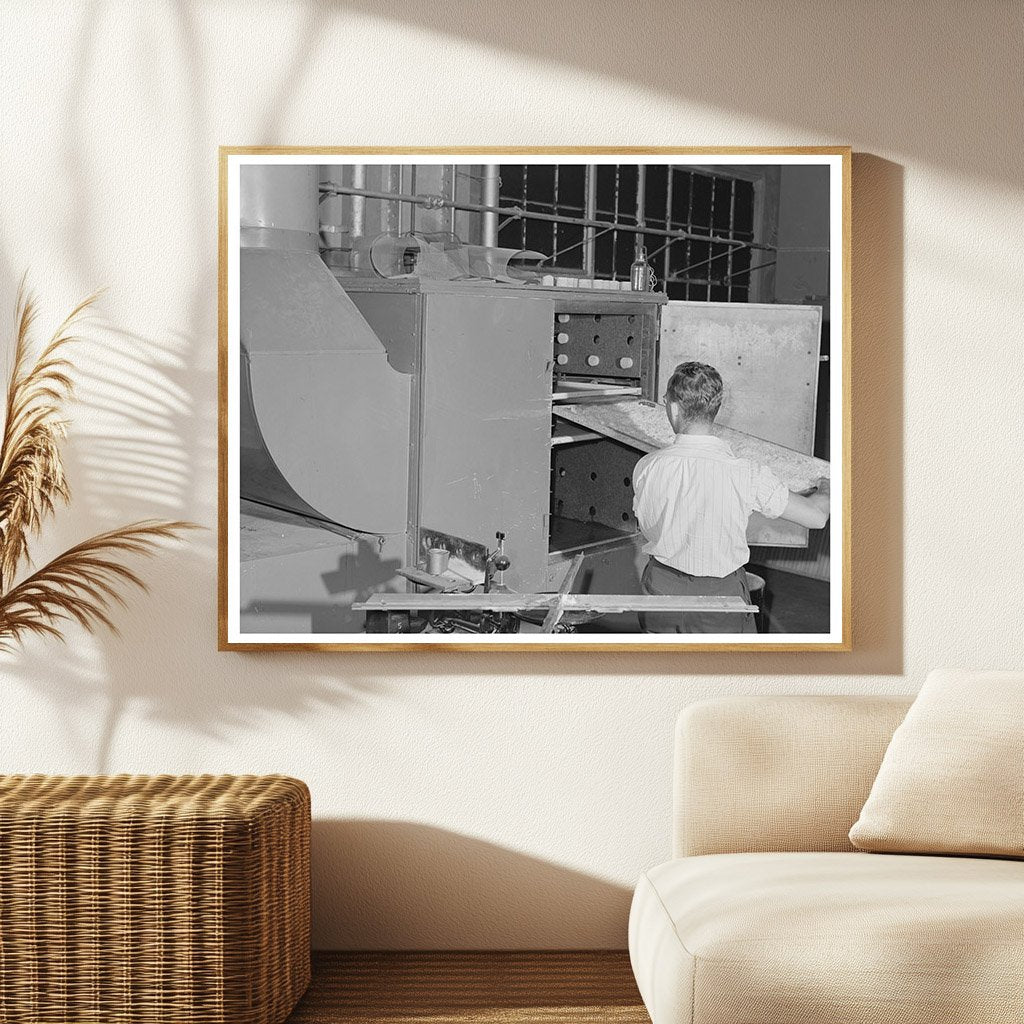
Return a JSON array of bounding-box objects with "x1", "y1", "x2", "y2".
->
[{"x1": 240, "y1": 246, "x2": 411, "y2": 535}]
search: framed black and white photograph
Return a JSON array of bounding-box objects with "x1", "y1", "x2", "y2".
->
[{"x1": 219, "y1": 148, "x2": 850, "y2": 650}]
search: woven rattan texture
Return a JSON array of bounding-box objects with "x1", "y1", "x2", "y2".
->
[{"x1": 0, "y1": 774, "x2": 311, "y2": 1024}]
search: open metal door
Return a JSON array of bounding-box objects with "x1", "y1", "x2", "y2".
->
[{"x1": 659, "y1": 301, "x2": 823, "y2": 547}]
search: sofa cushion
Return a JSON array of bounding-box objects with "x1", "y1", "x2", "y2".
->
[
  {"x1": 849, "y1": 668, "x2": 1024, "y2": 857},
  {"x1": 629, "y1": 852, "x2": 1024, "y2": 1024},
  {"x1": 675, "y1": 695, "x2": 912, "y2": 857}
]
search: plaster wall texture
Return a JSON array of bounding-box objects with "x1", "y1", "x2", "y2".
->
[{"x1": 0, "y1": 1, "x2": 1021, "y2": 948}]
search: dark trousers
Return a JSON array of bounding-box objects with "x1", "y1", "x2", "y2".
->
[{"x1": 639, "y1": 558, "x2": 756, "y2": 634}]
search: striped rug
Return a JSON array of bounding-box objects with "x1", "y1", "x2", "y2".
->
[{"x1": 288, "y1": 951, "x2": 648, "y2": 1024}]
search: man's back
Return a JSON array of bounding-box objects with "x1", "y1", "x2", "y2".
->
[{"x1": 633, "y1": 434, "x2": 788, "y2": 578}]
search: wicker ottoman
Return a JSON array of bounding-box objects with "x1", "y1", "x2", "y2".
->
[{"x1": 0, "y1": 774, "x2": 310, "y2": 1024}]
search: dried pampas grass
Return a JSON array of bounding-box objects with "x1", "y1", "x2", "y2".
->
[{"x1": 0, "y1": 279, "x2": 196, "y2": 650}]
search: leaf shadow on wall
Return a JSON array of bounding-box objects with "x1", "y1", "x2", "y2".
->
[
  {"x1": 0, "y1": 1, "x2": 388, "y2": 773},
  {"x1": 0, "y1": 319, "x2": 389, "y2": 774},
  {"x1": 0, "y1": 3, "x2": 909, "y2": 776},
  {"x1": 329, "y1": 0, "x2": 1022, "y2": 190},
  {"x1": 4, "y1": 156, "x2": 905, "y2": 728},
  {"x1": 311, "y1": 819, "x2": 634, "y2": 950}
]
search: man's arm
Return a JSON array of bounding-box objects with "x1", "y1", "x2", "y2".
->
[{"x1": 778, "y1": 476, "x2": 830, "y2": 529}]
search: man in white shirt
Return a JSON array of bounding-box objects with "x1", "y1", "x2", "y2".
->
[{"x1": 632, "y1": 361, "x2": 830, "y2": 633}]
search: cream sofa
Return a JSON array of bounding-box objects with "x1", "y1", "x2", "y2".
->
[{"x1": 628, "y1": 695, "x2": 1024, "y2": 1024}]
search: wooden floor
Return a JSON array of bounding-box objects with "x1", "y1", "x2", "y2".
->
[{"x1": 287, "y1": 951, "x2": 648, "y2": 1024}]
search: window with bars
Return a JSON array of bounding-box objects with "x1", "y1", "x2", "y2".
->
[{"x1": 497, "y1": 165, "x2": 761, "y2": 302}]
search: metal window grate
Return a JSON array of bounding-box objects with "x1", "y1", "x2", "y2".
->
[{"x1": 498, "y1": 165, "x2": 761, "y2": 302}]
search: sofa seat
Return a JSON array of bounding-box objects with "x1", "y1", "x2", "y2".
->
[{"x1": 629, "y1": 851, "x2": 1024, "y2": 1024}]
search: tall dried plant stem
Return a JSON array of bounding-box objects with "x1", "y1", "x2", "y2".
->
[{"x1": 0, "y1": 280, "x2": 197, "y2": 650}]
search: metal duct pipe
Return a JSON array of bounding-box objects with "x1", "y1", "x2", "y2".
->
[
  {"x1": 240, "y1": 164, "x2": 319, "y2": 250},
  {"x1": 239, "y1": 161, "x2": 411, "y2": 534},
  {"x1": 348, "y1": 164, "x2": 367, "y2": 270},
  {"x1": 319, "y1": 182, "x2": 774, "y2": 251},
  {"x1": 408, "y1": 166, "x2": 417, "y2": 234},
  {"x1": 384, "y1": 165, "x2": 402, "y2": 235},
  {"x1": 583, "y1": 165, "x2": 597, "y2": 276},
  {"x1": 351, "y1": 164, "x2": 366, "y2": 239},
  {"x1": 481, "y1": 164, "x2": 500, "y2": 247},
  {"x1": 443, "y1": 164, "x2": 457, "y2": 235},
  {"x1": 634, "y1": 165, "x2": 646, "y2": 259}
]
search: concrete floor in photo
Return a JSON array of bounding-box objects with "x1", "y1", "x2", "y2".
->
[{"x1": 750, "y1": 564, "x2": 830, "y2": 634}]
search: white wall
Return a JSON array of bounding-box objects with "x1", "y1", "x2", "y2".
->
[{"x1": 1, "y1": 1, "x2": 1021, "y2": 949}]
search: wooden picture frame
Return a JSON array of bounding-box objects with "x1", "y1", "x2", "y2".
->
[{"x1": 219, "y1": 148, "x2": 851, "y2": 651}]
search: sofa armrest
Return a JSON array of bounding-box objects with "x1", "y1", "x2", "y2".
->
[{"x1": 674, "y1": 695, "x2": 913, "y2": 857}]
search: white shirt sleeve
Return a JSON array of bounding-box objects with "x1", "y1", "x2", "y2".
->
[{"x1": 750, "y1": 464, "x2": 790, "y2": 519}]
